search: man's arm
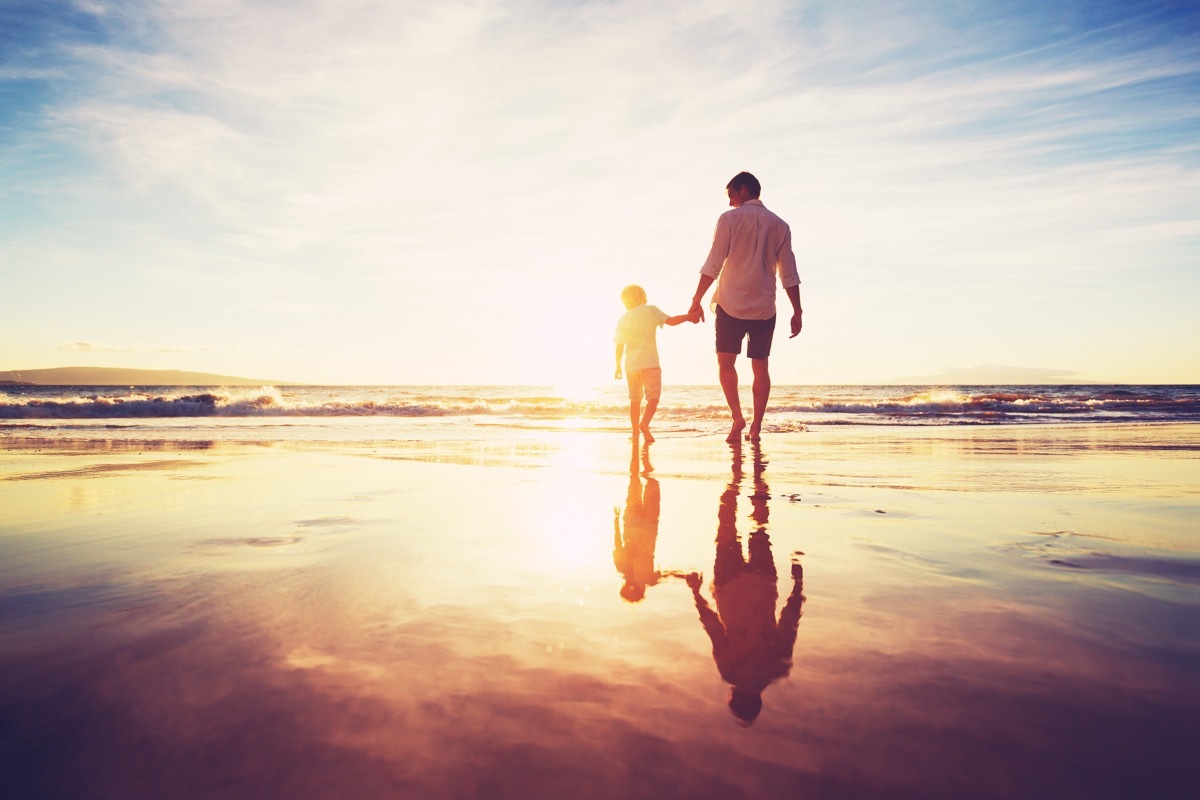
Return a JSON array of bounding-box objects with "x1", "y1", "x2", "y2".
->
[
  {"x1": 691, "y1": 213, "x2": 729, "y2": 322},
  {"x1": 689, "y1": 274, "x2": 716, "y2": 322},
  {"x1": 785, "y1": 285, "x2": 803, "y2": 338},
  {"x1": 775, "y1": 223, "x2": 803, "y2": 337},
  {"x1": 614, "y1": 343, "x2": 624, "y2": 379},
  {"x1": 777, "y1": 563, "x2": 806, "y2": 650},
  {"x1": 686, "y1": 572, "x2": 725, "y2": 647}
]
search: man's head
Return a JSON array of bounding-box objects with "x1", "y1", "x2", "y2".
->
[
  {"x1": 728, "y1": 686, "x2": 763, "y2": 725},
  {"x1": 726, "y1": 171, "x2": 761, "y2": 208},
  {"x1": 620, "y1": 284, "x2": 647, "y2": 310}
]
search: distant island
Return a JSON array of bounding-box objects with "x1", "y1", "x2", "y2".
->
[{"x1": 0, "y1": 367, "x2": 293, "y2": 386}]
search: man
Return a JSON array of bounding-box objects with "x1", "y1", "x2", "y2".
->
[{"x1": 688, "y1": 171, "x2": 803, "y2": 443}]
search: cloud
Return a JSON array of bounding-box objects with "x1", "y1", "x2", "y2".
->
[
  {"x1": 59, "y1": 341, "x2": 212, "y2": 355},
  {"x1": 46, "y1": 3, "x2": 1200, "y2": 245}
]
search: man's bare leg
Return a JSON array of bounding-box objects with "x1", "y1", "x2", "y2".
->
[
  {"x1": 639, "y1": 399, "x2": 658, "y2": 443},
  {"x1": 629, "y1": 399, "x2": 641, "y2": 442},
  {"x1": 718, "y1": 352, "x2": 745, "y2": 443},
  {"x1": 747, "y1": 358, "x2": 771, "y2": 441}
]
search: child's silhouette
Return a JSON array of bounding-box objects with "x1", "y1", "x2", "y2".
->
[
  {"x1": 614, "y1": 445, "x2": 661, "y2": 602},
  {"x1": 613, "y1": 284, "x2": 697, "y2": 443}
]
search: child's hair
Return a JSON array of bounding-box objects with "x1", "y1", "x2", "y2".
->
[{"x1": 620, "y1": 284, "x2": 647, "y2": 307}]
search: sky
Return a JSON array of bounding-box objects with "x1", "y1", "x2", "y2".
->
[{"x1": 1, "y1": 0, "x2": 1198, "y2": 386}]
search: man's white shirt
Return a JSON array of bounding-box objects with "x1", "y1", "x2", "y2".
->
[{"x1": 700, "y1": 199, "x2": 800, "y2": 320}]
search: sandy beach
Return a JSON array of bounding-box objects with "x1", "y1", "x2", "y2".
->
[{"x1": 1, "y1": 421, "x2": 1197, "y2": 799}]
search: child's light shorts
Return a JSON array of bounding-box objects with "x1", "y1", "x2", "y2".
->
[{"x1": 627, "y1": 367, "x2": 662, "y2": 402}]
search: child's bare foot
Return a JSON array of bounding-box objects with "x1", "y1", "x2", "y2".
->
[
  {"x1": 639, "y1": 426, "x2": 655, "y2": 443},
  {"x1": 726, "y1": 419, "x2": 746, "y2": 444}
]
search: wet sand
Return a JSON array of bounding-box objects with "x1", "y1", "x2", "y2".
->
[{"x1": 1, "y1": 424, "x2": 1197, "y2": 799}]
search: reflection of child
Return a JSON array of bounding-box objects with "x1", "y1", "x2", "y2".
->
[
  {"x1": 613, "y1": 472, "x2": 661, "y2": 602},
  {"x1": 614, "y1": 285, "x2": 695, "y2": 443}
]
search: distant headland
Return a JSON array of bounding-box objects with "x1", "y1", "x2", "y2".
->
[{"x1": 0, "y1": 367, "x2": 293, "y2": 386}]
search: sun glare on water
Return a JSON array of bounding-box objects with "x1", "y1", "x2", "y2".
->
[{"x1": 544, "y1": 382, "x2": 606, "y2": 429}]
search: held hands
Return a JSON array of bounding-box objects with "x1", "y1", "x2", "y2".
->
[{"x1": 688, "y1": 302, "x2": 705, "y2": 324}]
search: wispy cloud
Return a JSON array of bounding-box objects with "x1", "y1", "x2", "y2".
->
[
  {"x1": 50, "y1": 1, "x2": 1198, "y2": 260},
  {"x1": 60, "y1": 341, "x2": 213, "y2": 355}
]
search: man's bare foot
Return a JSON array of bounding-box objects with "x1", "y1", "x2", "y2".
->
[
  {"x1": 746, "y1": 425, "x2": 762, "y2": 442},
  {"x1": 640, "y1": 427, "x2": 655, "y2": 443},
  {"x1": 726, "y1": 419, "x2": 746, "y2": 444}
]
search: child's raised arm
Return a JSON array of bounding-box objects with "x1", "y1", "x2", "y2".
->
[{"x1": 664, "y1": 311, "x2": 699, "y2": 326}]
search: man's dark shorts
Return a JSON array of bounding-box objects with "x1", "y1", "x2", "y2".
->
[{"x1": 715, "y1": 305, "x2": 776, "y2": 359}]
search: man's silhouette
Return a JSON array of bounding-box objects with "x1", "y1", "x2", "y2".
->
[{"x1": 687, "y1": 443, "x2": 804, "y2": 725}]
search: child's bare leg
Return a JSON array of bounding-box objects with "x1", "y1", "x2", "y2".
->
[{"x1": 639, "y1": 399, "x2": 659, "y2": 443}]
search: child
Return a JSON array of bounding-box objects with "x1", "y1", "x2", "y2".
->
[{"x1": 614, "y1": 284, "x2": 695, "y2": 443}]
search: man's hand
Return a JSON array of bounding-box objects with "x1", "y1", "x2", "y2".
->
[
  {"x1": 789, "y1": 310, "x2": 803, "y2": 338},
  {"x1": 689, "y1": 302, "x2": 705, "y2": 324},
  {"x1": 690, "y1": 275, "x2": 715, "y2": 323}
]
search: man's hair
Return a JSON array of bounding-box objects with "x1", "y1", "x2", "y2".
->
[
  {"x1": 726, "y1": 171, "x2": 761, "y2": 198},
  {"x1": 620, "y1": 284, "x2": 647, "y2": 307}
]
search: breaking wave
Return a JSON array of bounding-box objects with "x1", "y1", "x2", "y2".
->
[{"x1": 1, "y1": 385, "x2": 1197, "y2": 424}]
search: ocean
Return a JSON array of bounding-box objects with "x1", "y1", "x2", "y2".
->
[{"x1": 3, "y1": 384, "x2": 1198, "y2": 436}]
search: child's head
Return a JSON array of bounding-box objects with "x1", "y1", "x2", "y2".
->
[
  {"x1": 620, "y1": 580, "x2": 646, "y2": 603},
  {"x1": 620, "y1": 284, "x2": 647, "y2": 310}
]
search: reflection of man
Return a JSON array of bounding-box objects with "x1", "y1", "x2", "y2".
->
[
  {"x1": 688, "y1": 171, "x2": 804, "y2": 443},
  {"x1": 687, "y1": 443, "x2": 804, "y2": 725},
  {"x1": 614, "y1": 446, "x2": 661, "y2": 602}
]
